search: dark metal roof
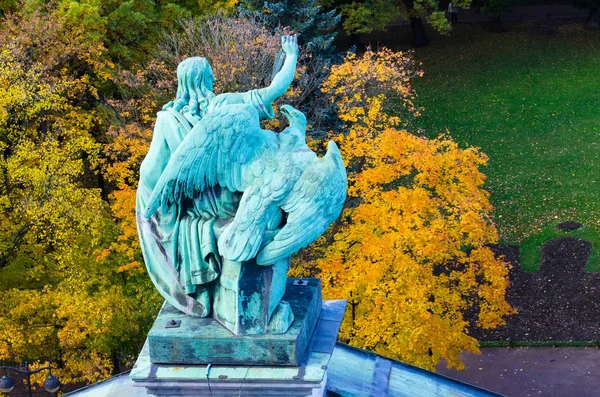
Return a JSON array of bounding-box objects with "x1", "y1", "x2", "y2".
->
[{"x1": 327, "y1": 343, "x2": 505, "y2": 397}]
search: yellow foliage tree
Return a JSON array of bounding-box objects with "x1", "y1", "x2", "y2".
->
[
  {"x1": 0, "y1": 8, "x2": 161, "y2": 386},
  {"x1": 100, "y1": 61, "x2": 174, "y2": 273},
  {"x1": 290, "y1": 48, "x2": 514, "y2": 371}
]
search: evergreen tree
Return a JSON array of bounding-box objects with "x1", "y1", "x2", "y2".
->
[
  {"x1": 239, "y1": 0, "x2": 341, "y2": 53},
  {"x1": 321, "y1": 0, "x2": 471, "y2": 47}
]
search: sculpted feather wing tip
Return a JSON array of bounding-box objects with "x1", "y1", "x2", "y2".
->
[
  {"x1": 323, "y1": 140, "x2": 347, "y2": 218},
  {"x1": 256, "y1": 140, "x2": 347, "y2": 265}
]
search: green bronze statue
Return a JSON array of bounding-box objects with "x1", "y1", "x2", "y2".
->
[{"x1": 136, "y1": 35, "x2": 347, "y2": 335}]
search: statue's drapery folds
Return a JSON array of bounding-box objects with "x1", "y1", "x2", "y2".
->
[{"x1": 137, "y1": 88, "x2": 274, "y2": 318}]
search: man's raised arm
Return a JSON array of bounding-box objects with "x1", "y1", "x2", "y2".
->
[{"x1": 258, "y1": 35, "x2": 298, "y2": 106}]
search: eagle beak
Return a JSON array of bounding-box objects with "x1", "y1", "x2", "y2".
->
[{"x1": 280, "y1": 104, "x2": 294, "y2": 122}]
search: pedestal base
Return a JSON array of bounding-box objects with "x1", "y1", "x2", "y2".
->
[
  {"x1": 141, "y1": 378, "x2": 327, "y2": 397},
  {"x1": 131, "y1": 300, "x2": 347, "y2": 397},
  {"x1": 148, "y1": 278, "x2": 322, "y2": 366},
  {"x1": 213, "y1": 258, "x2": 293, "y2": 335}
]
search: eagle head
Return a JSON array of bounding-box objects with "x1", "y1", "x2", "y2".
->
[
  {"x1": 280, "y1": 104, "x2": 307, "y2": 136},
  {"x1": 279, "y1": 104, "x2": 315, "y2": 163}
]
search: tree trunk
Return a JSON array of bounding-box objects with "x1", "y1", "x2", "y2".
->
[
  {"x1": 410, "y1": 17, "x2": 429, "y2": 47},
  {"x1": 98, "y1": 171, "x2": 109, "y2": 201},
  {"x1": 111, "y1": 350, "x2": 121, "y2": 375},
  {"x1": 587, "y1": 8, "x2": 600, "y2": 29}
]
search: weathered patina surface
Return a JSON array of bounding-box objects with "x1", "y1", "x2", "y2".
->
[
  {"x1": 136, "y1": 35, "x2": 347, "y2": 335},
  {"x1": 130, "y1": 300, "x2": 347, "y2": 397},
  {"x1": 148, "y1": 278, "x2": 322, "y2": 366}
]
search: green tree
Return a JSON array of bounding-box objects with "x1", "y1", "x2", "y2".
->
[
  {"x1": 239, "y1": 0, "x2": 341, "y2": 53},
  {"x1": 5, "y1": 0, "x2": 235, "y2": 68},
  {"x1": 322, "y1": 0, "x2": 470, "y2": 47},
  {"x1": 474, "y1": 0, "x2": 520, "y2": 32},
  {"x1": 56, "y1": 0, "x2": 190, "y2": 66}
]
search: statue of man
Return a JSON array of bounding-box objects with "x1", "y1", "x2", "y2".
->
[{"x1": 137, "y1": 35, "x2": 299, "y2": 318}]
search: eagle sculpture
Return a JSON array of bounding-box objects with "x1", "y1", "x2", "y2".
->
[{"x1": 144, "y1": 103, "x2": 347, "y2": 265}]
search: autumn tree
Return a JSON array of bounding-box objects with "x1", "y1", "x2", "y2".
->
[
  {"x1": 0, "y1": 3, "x2": 108, "y2": 281},
  {"x1": 290, "y1": 48, "x2": 514, "y2": 370},
  {"x1": 0, "y1": 6, "x2": 161, "y2": 385}
]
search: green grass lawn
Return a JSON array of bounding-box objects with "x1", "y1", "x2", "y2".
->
[{"x1": 407, "y1": 22, "x2": 600, "y2": 271}]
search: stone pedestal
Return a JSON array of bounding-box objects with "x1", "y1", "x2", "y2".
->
[
  {"x1": 147, "y1": 278, "x2": 322, "y2": 366},
  {"x1": 213, "y1": 258, "x2": 293, "y2": 335},
  {"x1": 131, "y1": 299, "x2": 347, "y2": 397}
]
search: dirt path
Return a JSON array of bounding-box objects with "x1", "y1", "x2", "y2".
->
[{"x1": 437, "y1": 347, "x2": 600, "y2": 397}]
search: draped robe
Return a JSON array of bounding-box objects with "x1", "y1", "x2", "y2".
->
[{"x1": 136, "y1": 89, "x2": 274, "y2": 317}]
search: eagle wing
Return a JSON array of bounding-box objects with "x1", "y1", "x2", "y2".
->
[
  {"x1": 144, "y1": 104, "x2": 277, "y2": 218},
  {"x1": 256, "y1": 141, "x2": 347, "y2": 265}
]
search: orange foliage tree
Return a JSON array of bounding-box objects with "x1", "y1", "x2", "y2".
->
[{"x1": 290, "y1": 48, "x2": 514, "y2": 370}]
